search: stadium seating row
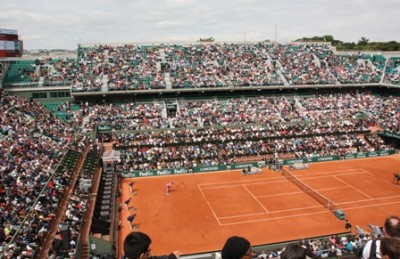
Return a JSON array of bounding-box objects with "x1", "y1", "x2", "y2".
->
[{"x1": 2, "y1": 43, "x2": 400, "y2": 90}]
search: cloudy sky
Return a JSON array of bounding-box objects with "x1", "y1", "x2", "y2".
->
[{"x1": 2, "y1": 0, "x2": 399, "y2": 50}]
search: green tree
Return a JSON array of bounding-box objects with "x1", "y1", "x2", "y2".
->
[{"x1": 358, "y1": 37, "x2": 369, "y2": 45}]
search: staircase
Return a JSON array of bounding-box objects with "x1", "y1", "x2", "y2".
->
[
  {"x1": 165, "y1": 72, "x2": 172, "y2": 89},
  {"x1": 103, "y1": 142, "x2": 114, "y2": 153},
  {"x1": 38, "y1": 76, "x2": 45, "y2": 87},
  {"x1": 101, "y1": 75, "x2": 108, "y2": 92},
  {"x1": 38, "y1": 147, "x2": 90, "y2": 258}
]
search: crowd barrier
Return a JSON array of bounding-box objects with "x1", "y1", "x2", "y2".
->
[{"x1": 121, "y1": 150, "x2": 395, "y2": 178}]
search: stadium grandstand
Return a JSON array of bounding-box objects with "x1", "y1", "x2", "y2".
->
[{"x1": 0, "y1": 39, "x2": 400, "y2": 259}]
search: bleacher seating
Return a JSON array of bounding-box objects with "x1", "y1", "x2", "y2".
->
[
  {"x1": 2, "y1": 43, "x2": 400, "y2": 90},
  {"x1": 1, "y1": 41, "x2": 400, "y2": 259},
  {"x1": 2, "y1": 60, "x2": 38, "y2": 87},
  {"x1": 384, "y1": 57, "x2": 400, "y2": 84}
]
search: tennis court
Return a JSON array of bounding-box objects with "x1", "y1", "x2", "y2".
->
[{"x1": 118, "y1": 155, "x2": 400, "y2": 257}]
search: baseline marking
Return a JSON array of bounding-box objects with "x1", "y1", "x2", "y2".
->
[
  {"x1": 198, "y1": 171, "x2": 364, "y2": 191},
  {"x1": 197, "y1": 184, "x2": 222, "y2": 226},
  {"x1": 316, "y1": 186, "x2": 349, "y2": 192},
  {"x1": 197, "y1": 175, "x2": 284, "y2": 188},
  {"x1": 336, "y1": 194, "x2": 400, "y2": 206},
  {"x1": 243, "y1": 185, "x2": 270, "y2": 213},
  {"x1": 220, "y1": 210, "x2": 332, "y2": 226},
  {"x1": 255, "y1": 190, "x2": 306, "y2": 198},
  {"x1": 201, "y1": 178, "x2": 290, "y2": 190},
  {"x1": 295, "y1": 171, "x2": 366, "y2": 181},
  {"x1": 332, "y1": 175, "x2": 374, "y2": 200},
  {"x1": 358, "y1": 168, "x2": 400, "y2": 188},
  {"x1": 218, "y1": 212, "x2": 267, "y2": 219},
  {"x1": 267, "y1": 205, "x2": 323, "y2": 213},
  {"x1": 339, "y1": 200, "x2": 400, "y2": 212},
  {"x1": 298, "y1": 168, "x2": 363, "y2": 177},
  {"x1": 217, "y1": 204, "x2": 324, "y2": 220},
  {"x1": 200, "y1": 168, "x2": 400, "y2": 226},
  {"x1": 198, "y1": 170, "x2": 366, "y2": 191}
]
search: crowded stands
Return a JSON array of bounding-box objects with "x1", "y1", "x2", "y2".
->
[
  {"x1": 1, "y1": 41, "x2": 400, "y2": 259},
  {"x1": 14, "y1": 89, "x2": 393, "y2": 173},
  {"x1": 0, "y1": 92, "x2": 73, "y2": 257},
  {"x1": 1, "y1": 42, "x2": 398, "y2": 90},
  {"x1": 1, "y1": 85, "x2": 398, "y2": 255},
  {"x1": 384, "y1": 57, "x2": 400, "y2": 85},
  {"x1": 0, "y1": 91, "x2": 104, "y2": 258}
]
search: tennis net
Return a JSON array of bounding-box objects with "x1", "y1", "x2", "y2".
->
[{"x1": 282, "y1": 167, "x2": 337, "y2": 211}]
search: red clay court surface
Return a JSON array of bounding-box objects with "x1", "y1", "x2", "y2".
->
[{"x1": 118, "y1": 154, "x2": 400, "y2": 257}]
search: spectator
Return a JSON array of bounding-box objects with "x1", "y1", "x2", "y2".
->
[
  {"x1": 221, "y1": 236, "x2": 253, "y2": 259},
  {"x1": 345, "y1": 220, "x2": 352, "y2": 232},
  {"x1": 127, "y1": 213, "x2": 136, "y2": 229},
  {"x1": 380, "y1": 237, "x2": 400, "y2": 259},
  {"x1": 280, "y1": 243, "x2": 307, "y2": 259},
  {"x1": 362, "y1": 215, "x2": 400, "y2": 259},
  {"x1": 256, "y1": 250, "x2": 267, "y2": 259},
  {"x1": 122, "y1": 231, "x2": 181, "y2": 259}
]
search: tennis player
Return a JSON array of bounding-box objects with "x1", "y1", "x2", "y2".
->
[
  {"x1": 165, "y1": 181, "x2": 174, "y2": 195},
  {"x1": 128, "y1": 180, "x2": 135, "y2": 193}
]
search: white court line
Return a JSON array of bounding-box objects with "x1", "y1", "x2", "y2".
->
[
  {"x1": 336, "y1": 198, "x2": 376, "y2": 205},
  {"x1": 254, "y1": 186, "x2": 352, "y2": 199},
  {"x1": 198, "y1": 170, "x2": 365, "y2": 191},
  {"x1": 217, "y1": 204, "x2": 323, "y2": 220},
  {"x1": 268, "y1": 204, "x2": 323, "y2": 213},
  {"x1": 358, "y1": 168, "x2": 400, "y2": 188},
  {"x1": 218, "y1": 212, "x2": 268, "y2": 219},
  {"x1": 316, "y1": 186, "x2": 349, "y2": 192},
  {"x1": 372, "y1": 195, "x2": 400, "y2": 200},
  {"x1": 220, "y1": 199, "x2": 400, "y2": 226},
  {"x1": 197, "y1": 175, "x2": 284, "y2": 188},
  {"x1": 301, "y1": 168, "x2": 362, "y2": 177},
  {"x1": 355, "y1": 170, "x2": 400, "y2": 190},
  {"x1": 199, "y1": 172, "x2": 365, "y2": 191},
  {"x1": 303, "y1": 171, "x2": 400, "y2": 207},
  {"x1": 356, "y1": 168, "x2": 397, "y2": 180},
  {"x1": 201, "y1": 184, "x2": 252, "y2": 190},
  {"x1": 255, "y1": 190, "x2": 306, "y2": 198},
  {"x1": 335, "y1": 194, "x2": 400, "y2": 206},
  {"x1": 333, "y1": 175, "x2": 374, "y2": 200},
  {"x1": 296, "y1": 171, "x2": 366, "y2": 181},
  {"x1": 243, "y1": 185, "x2": 270, "y2": 213},
  {"x1": 357, "y1": 168, "x2": 376, "y2": 175},
  {"x1": 200, "y1": 179, "x2": 290, "y2": 190},
  {"x1": 220, "y1": 210, "x2": 331, "y2": 226},
  {"x1": 310, "y1": 168, "x2": 359, "y2": 174},
  {"x1": 339, "y1": 200, "x2": 400, "y2": 211},
  {"x1": 197, "y1": 184, "x2": 222, "y2": 226},
  {"x1": 310, "y1": 169, "x2": 400, "y2": 194},
  {"x1": 200, "y1": 168, "x2": 400, "y2": 226}
]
